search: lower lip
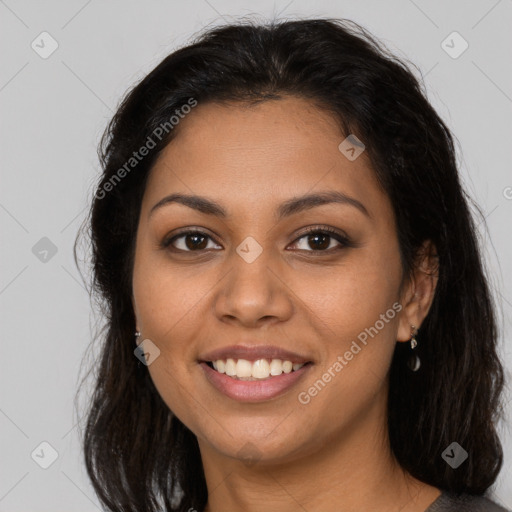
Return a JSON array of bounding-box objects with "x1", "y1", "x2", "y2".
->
[{"x1": 199, "y1": 362, "x2": 312, "y2": 402}]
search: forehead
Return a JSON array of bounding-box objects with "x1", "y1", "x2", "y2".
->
[{"x1": 141, "y1": 96, "x2": 389, "y2": 220}]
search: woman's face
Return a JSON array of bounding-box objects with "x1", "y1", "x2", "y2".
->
[{"x1": 132, "y1": 96, "x2": 413, "y2": 466}]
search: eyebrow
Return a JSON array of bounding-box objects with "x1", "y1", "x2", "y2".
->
[{"x1": 149, "y1": 190, "x2": 370, "y2": 220}]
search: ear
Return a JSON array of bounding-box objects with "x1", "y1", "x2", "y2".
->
[
  {"x1": 397, "y1": 240, "x2": 439, "y2": 342},
  {"x1": 131, "y1": 292, "x2": 140, "y2": 333}
]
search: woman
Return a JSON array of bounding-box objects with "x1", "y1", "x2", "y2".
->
[{"x1": 76, "y1": 17, "x2": 510, "y2": 512}]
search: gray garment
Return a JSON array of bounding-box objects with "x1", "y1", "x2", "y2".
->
[{"x1": 425, "y1": 491, "x2": 511, "y2": 512}]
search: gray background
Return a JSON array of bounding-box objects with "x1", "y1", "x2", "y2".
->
[{"x1": 1, "y1": 0, "x2": 511, "y2": 510}]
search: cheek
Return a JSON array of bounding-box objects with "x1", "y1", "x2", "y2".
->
[
  {"x1": 290, "y1": 243, "x2": 403, "y2": 410},
  {"x1": 133, "y1": 262, "x2": 204, "y2": 419},
  {"x1": 296, "y1": 245, "x2": 402, "y2": 343},
  {"x1": 131, "y1": 247, "x2": 217, "y2": 413},
  {"x1": 292, "y1": 262, "x2": 401, "y2": 431},
  {"x1": 132, "y1": 241, "x2": 213, "y2": 342}
]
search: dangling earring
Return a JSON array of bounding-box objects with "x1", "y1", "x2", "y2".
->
[
  {"x1": 134, "y1": 330, "x2": 142, "y2": 367},
  {"x1": 407, "y1": 325, "x2": 421, "y2": 372},
  {"x1": 410, "y1": 325, "x2": 417, "y2": 349}
]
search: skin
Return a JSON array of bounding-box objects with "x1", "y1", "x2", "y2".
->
[{"x1": 131, "y1": 96, "x2": 440, "y2": 512}]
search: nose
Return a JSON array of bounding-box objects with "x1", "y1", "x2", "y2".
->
[{"x1": 213, "y1": 245, "x2": 294, "y2": 328}]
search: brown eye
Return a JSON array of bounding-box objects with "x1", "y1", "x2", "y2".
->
[
  {"x1": 183, "y1": 233, "x2": 208, "y2": 250},
  {"x1": 162, "y1": 226, "x2": 352, "y2": 254},
  {"x1": 163, "y1": 230, "x2": 222, "y2": 252},
  {"x1": 290, "y1": 227, "x2": 350, "y2": 253},
  {"x1": 304, "y1": 233, "x2": 331, "y2": 250}
]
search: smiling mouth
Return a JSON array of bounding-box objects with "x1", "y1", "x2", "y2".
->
[{"x1": 203, "y1": 358, "x2": 312, "y2": 380}]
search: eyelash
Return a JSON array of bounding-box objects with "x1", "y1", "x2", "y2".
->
[{"x1": 160, "y1": 225, "x2": 353, "y2": 255}]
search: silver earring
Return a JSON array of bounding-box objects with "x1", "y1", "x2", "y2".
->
[
  {"x1": 135, "y1": 331, "x2": 142, "y2": 351},
  {"x1": 134, "y1": 331, "x2": 142, "y2": 368},
  {"x1": 410, "y1": 325, "x2": 418, "y2": 349},
  {"x1": 407, "y1": 325, "x2": 421, "y2": 372}
]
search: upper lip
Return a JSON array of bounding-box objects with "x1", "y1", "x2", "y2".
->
[{"x1": 199, "y1": 344, "x2": 312, "y2": 364}]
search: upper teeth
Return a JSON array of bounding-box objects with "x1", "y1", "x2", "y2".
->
[{"x1": 211, "y1": 358, "x2": 305, "y2": 380}]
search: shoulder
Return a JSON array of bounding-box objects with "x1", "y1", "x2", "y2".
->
[{"x1": 425, "y1": 491, "x2": 511, "y2": 512}]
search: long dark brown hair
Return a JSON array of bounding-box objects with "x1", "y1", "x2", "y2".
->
[{"x1": 74, "y1": 17, "x2": 506, "y2": 512}]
